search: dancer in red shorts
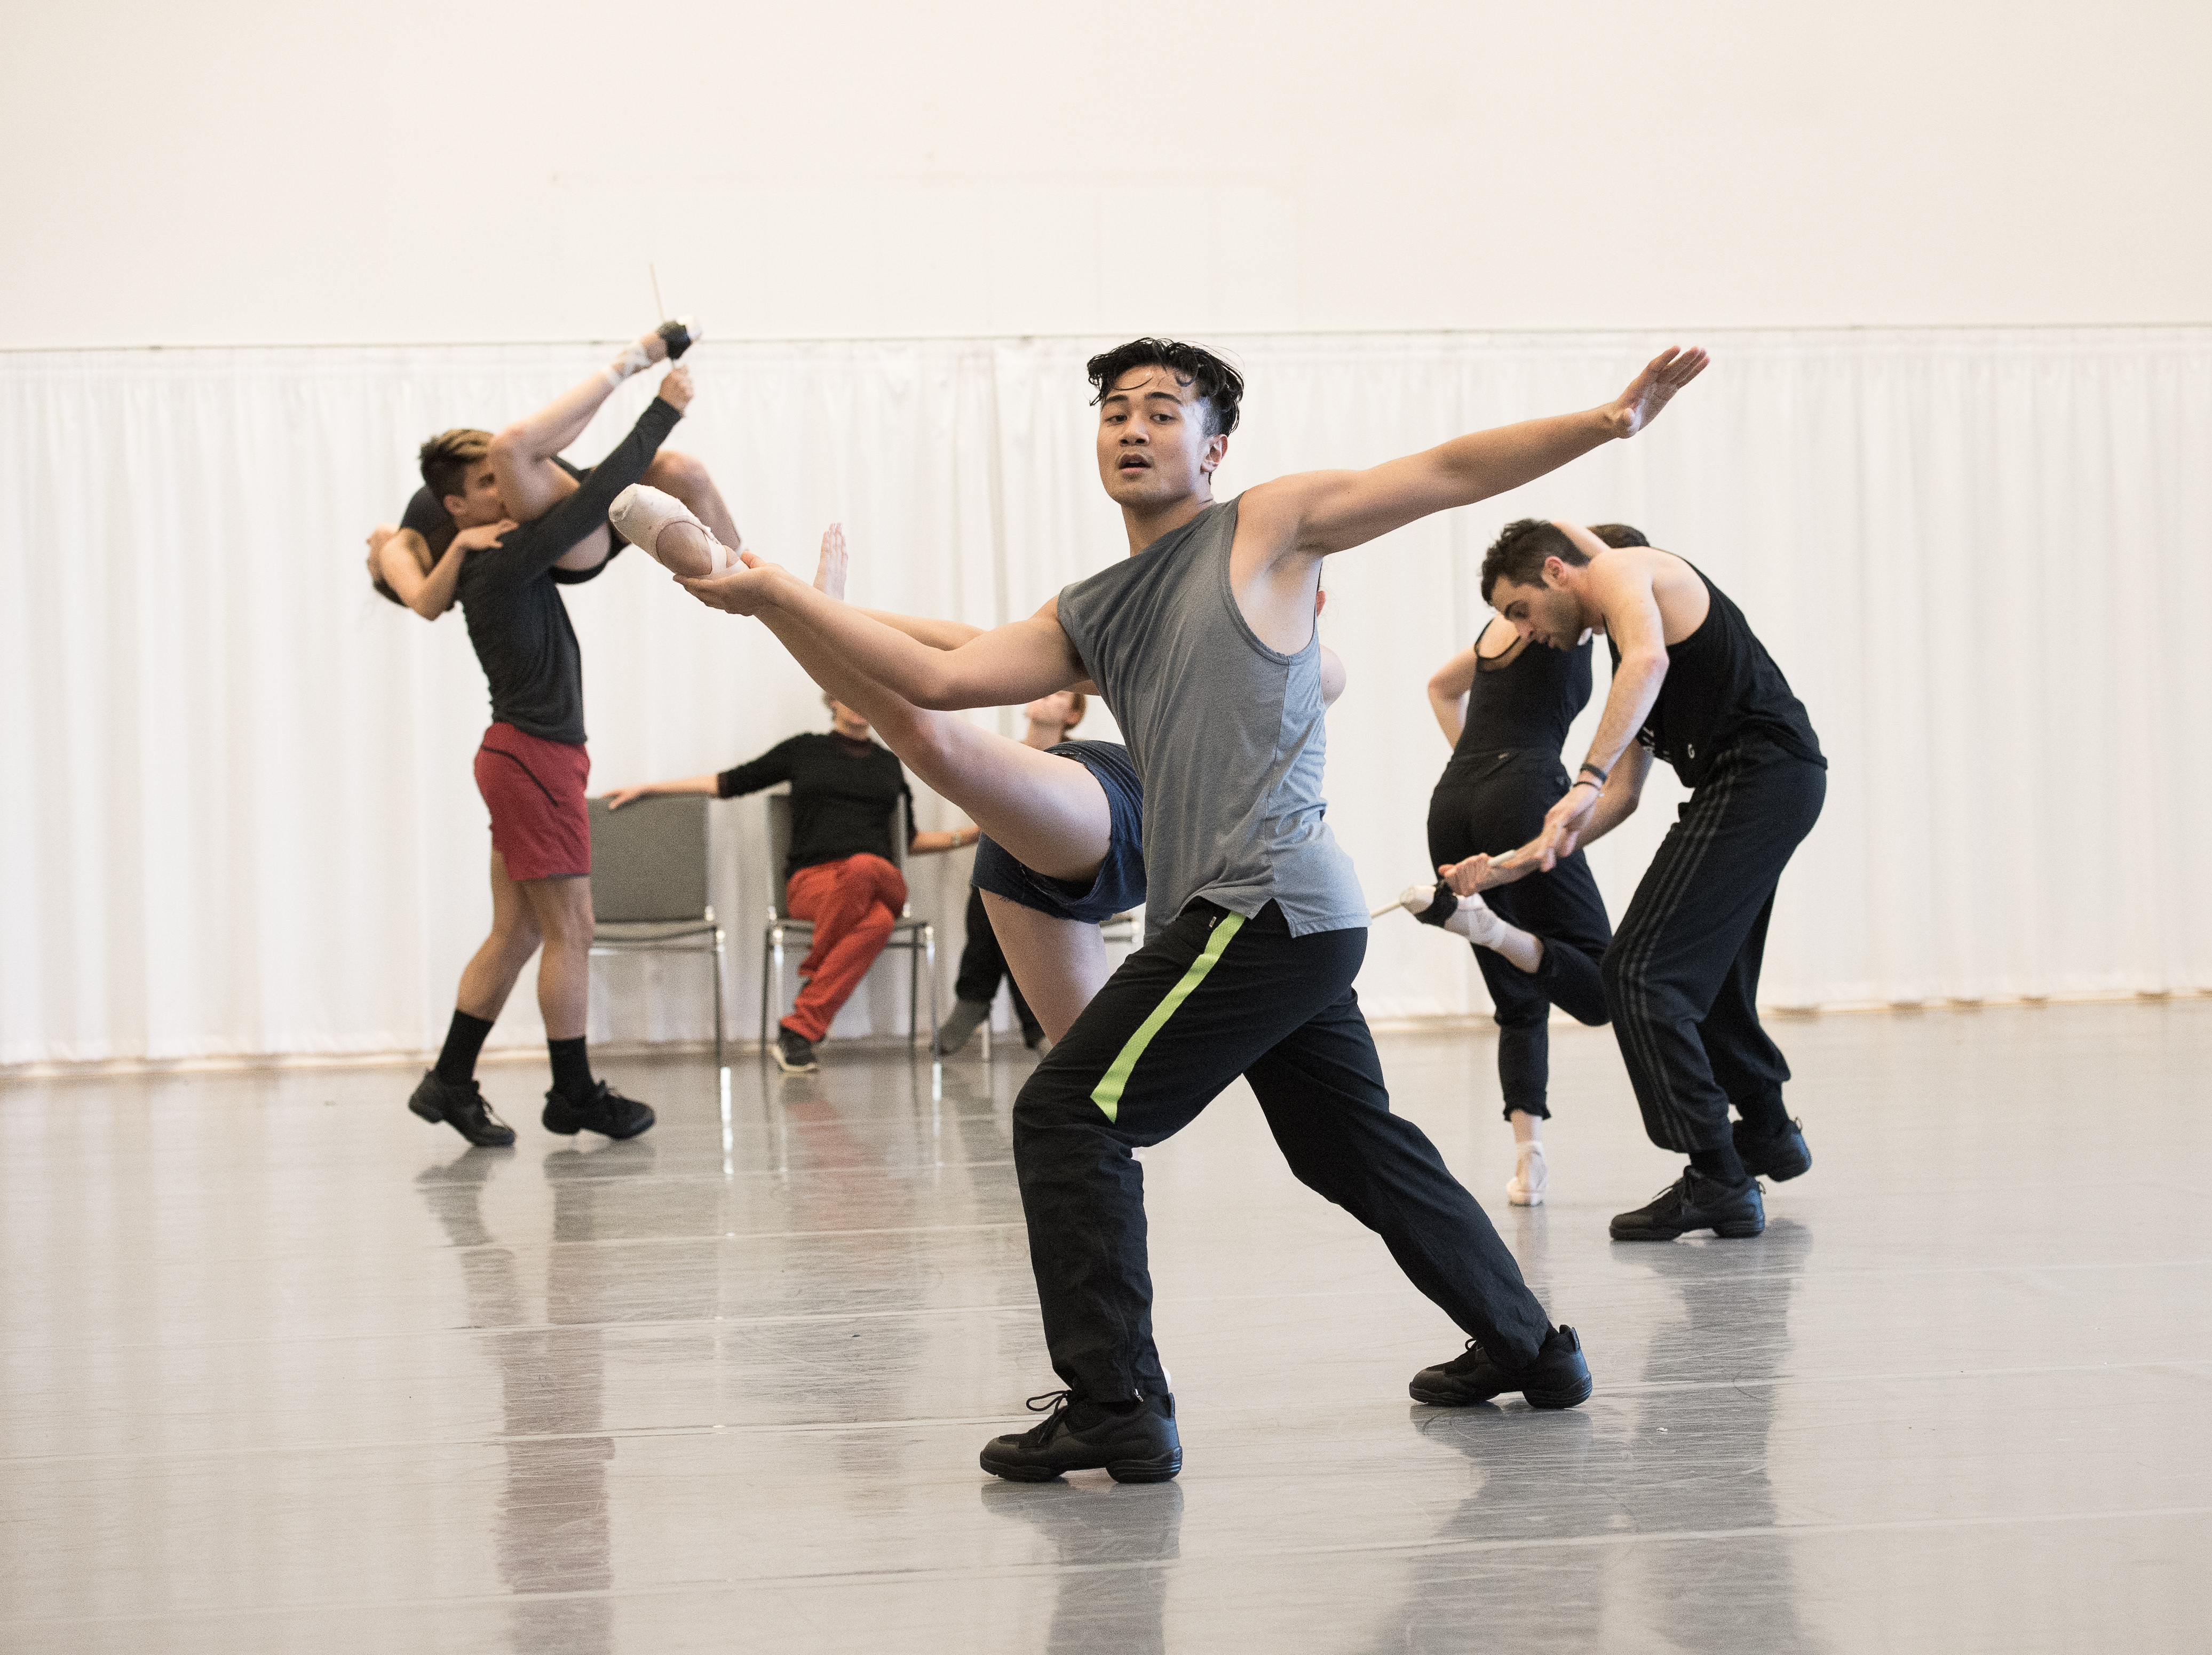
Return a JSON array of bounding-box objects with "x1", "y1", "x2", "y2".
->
[
  {"x1": 605, "y1": 696, "x2": 972, "y2": 1072},
  {"x1": 404, "y1": 342, "x2": 704, "y2": 1146}
]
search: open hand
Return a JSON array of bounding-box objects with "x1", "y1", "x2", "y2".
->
[
  {"x1": 679, "y1": 552, "x2": 786, "y2": 615},
  {"x1": 602, "y1": 785, "x2": 652, "y2": 811},
  {"x1": 1608, "y1": 346, "x2": 1709, "y2": 438},
  {"x1": 814, "y1": 522, "x2": 849, "y2": 599},
  {"x1": 451, "y1": 519, "x2": 516, "y2": 553}
]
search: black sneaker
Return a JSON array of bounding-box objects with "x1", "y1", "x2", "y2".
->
[
  {"x1": 773, "y1": 1028, "x2": 819, "y2": 1074},
  {"x1": 407, "y1": 1071, "x2": 515, "y2": 1148},
  {"x1": 980, "y1": 1391, "x2": 1182, "y2": 1484},
  {"x1": 541, "y1": 1079, "x2": 655, "y2": 1140},
  {"x1": 1610, "y1": 1168, "x2": 1765, "y2": 1240},
  {"x1": 1409, "y1": 1325, "x2": 1592, "y2": 1410},
  {"x1": 1733, "y1": 1116, "x2": 1812, "y2": 1182}
]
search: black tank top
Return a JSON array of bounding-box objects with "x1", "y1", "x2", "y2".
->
[
  {"x1": 1609, "y1": 564, "x2": 1823, "y2": 787},
  {"x1": 1444, "y1": 632, "x2": 1592, "y2": 774}
]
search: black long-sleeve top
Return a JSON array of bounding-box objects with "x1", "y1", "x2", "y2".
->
[{"x1": 718, "y1": 733, "x2": 917, "y2": 881}]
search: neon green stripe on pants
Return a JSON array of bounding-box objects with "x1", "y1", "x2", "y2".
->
[{"x1": 1089, "y1": 911, "x2": 1246, "y2": 1124}]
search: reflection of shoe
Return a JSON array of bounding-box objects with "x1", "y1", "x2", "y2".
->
[
  {"x1": 1411, "y1": 1325, "x2": 1592, "y2": 1410},
  {"x1": 407, "y1": 1071, "x2": 516, "y2": 1148},
  {"x1": 1733, "y1": 1117, "x2": 1812, "y2": 1182},
  {"x1": 980, "y1": 1391, "x2": 1182, "y2": 1483},
  {"x1": 934, "y1": 998, "x2": 989, "y2": 1055},
  {"x1": 977, "y1": 1476, "x2": 1184, "y2": 1560},
  {"x1": 774, "y1": 1029, "x2": 819, "y2": 1074},
  {"x1": 541, "y1": 1079, "x2": 655, "y2": 1140},
  {"x1": 1610, "y1": 1169, "x2": 1764, "y2": 1240},
  {"x1": 1507, "y1": 1142, "x2": 1547, "y2": 1207}
]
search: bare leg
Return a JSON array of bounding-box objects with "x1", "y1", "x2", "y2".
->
[
  {"x1": 643, "y1": 450, "x2": 743, "y2": 551},
  {"x1": 752, "y1": 604, "x2": 1113, "y2": 881},
  {"x1": 519, "y1": 875, "x2": 596, "y2": 1040},
  {"x1": 456, "y1": 852, "x2": 545, "y2": 1020},
  {"x1": 980, "y1": 893, "x2": 1113, "y2": 1044},
  {"x1": 490, "y1": 330, "x2": 677, "y2": 523}
]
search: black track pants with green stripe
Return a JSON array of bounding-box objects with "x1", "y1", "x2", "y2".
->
[{"x1": 1012, "y1": 899, "x2": 1556, "y2": 1403}]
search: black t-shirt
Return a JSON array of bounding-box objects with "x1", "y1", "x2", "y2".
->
[
  {"x1": 399, "y1": 455, "x2": 617, "y2": 590},
  {"x1": 718, "y1": 733, "x2": 917, "y2": 880},
  {"x1": 454, "y1": 397, "x2": 681, "y2": 745},
  {"x1": 1608, "y1": 564, "x2": 1823, "y2": 787}
]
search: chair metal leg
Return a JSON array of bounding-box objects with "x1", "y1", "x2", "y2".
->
[
  {"x1": 907, "y1": 932, "x2": 921, "y2": 1051},
  {"x1": 924, "y1": 926, "x2": 938, "y2": 1054},
  {"x1": 711, "y1": 928, "x2": 726, "y2": 1068},
  {"x1": 980, "y1": 1011, "x2": 992, "y2": 1064}
]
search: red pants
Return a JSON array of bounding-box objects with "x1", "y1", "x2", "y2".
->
[{"x1": 782, "y1": 854, "x2": 909, "y2": 1043}]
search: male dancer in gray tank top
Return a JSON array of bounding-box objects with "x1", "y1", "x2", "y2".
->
[{"x1": 679, "y1": 338, "x2": 1708, "y2": 1481}]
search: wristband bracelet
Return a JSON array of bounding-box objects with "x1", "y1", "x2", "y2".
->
[
  {"x1": 1570, "y1": 777, "x2": 1603, "y2": 794},
  {"x1": 1579, "y1": 760, "x2": 1610, "y2": 784}
]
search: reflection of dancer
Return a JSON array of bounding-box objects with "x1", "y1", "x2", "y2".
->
[
  {"x1": 1396, "y1": 524, "x2": 1651, "y2": 1208},
  {"x1": 672, "y1": 338, "x2": 1708, "y2": 1474},
  {"x1": 403, "y1": 349, "x2": 703, "y2": 1146},
  {"x1": 935, "y1": 690, "x2": 1089, "y2": 1059},
  {"x1": 978, "y1": 1480, "x2": 1183, "y2": 1654},
  {"x1": 1467, "y1": 520, "x2": 1825, "y2": 1242}
]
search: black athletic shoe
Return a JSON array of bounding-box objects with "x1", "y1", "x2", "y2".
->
[
  {"x1": 656, "y1": 317, "x2": 701, "y2": 360},
  {"x1": 1733, "y1": 1116, "x2": 1812, "y2": 1182},
  {"x1": 1409, "y1": 1325, "x2": 1593, "y2": 1410},
  {"x1": 541, "y1": 1079, "x2": 655, "y2": 1140},
  {"x1": 773, "y1": 1029, "x2": 819, "y2": 1074},
  {"x1": 407, "y1": 1070, "x2": 515, "y2": 1148},
  {"x1": 980, "y1": 1391, "x2": 1183, "y2": 1484},
  {"x1": 1610, "y1": 1168, "x2": 1765, "y2": 1240}
]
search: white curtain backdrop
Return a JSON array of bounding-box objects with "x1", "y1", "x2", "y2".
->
[{"x1": 3, "y1": 328, "x2": 2207, "y2": 1066}]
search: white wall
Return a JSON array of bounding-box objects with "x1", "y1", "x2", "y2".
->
[{"x1": 3, "y1": 1, "x2": 2207, "y2": 349}]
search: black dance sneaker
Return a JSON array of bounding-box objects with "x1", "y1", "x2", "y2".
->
[
  {"x1": 1610, "y1": 1168, "x2": 1765, "y2": 1241},
  {"x1": 407, "y1": 1071, "x2": 515, "y2": 1148},
  {"x1": 541, "y1": 1079, "x2": 655, "y2": 1140},
  {"x1": 1733, "y1": 1116, "x2": 1812, "y2": 1182},
  {"x1": 980, "y1": 1391, "x2": 1182, "y2": 1484},
  {"x1": 774, "y1": 1029, "x2": 819, "y2": 1074},
  {"x1": 1409, "y1": 1325, "x2": 1592, "y2": 1410}
]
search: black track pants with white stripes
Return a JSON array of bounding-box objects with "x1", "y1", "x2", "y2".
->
[{"x1": 1600, "y1": 737, "x2": 1827, "y2": 1155}]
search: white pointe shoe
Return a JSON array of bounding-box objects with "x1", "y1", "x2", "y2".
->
[
  {"x1": 1508, "y1": 1142, "x2": 1548, "y2": 1207},
  {"x1": 608, "y1": 483, "x2": 735, "y2": 578}
]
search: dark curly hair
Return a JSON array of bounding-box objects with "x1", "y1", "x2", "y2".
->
[
  {"x1": 1479, "y1": 518, "x2": 1588, "y2": 604},
  {"x1": 1085, "y1": 338, "x2": 1244, "y2": 436}
]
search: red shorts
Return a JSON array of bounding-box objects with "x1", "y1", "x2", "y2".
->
[{"x1": 473, "y1": 723, "x2": 591, "y2": 881}]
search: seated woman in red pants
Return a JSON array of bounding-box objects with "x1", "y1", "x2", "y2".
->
[{"x1": 605, "y1": 697, "x2": 972, "y2": 1072}]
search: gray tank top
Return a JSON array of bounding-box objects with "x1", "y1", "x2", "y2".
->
[{"x1": 1056, "y1": 496, "x2": 1367, "y2": 942}]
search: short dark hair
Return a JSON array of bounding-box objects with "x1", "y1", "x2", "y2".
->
[
  {"x1": 1085, "y1": 338, "x2": 1244, "y2": 436},
  {"x1": 1479, "y1": 518, "x2": 1589, "y2": 605},
  {"x1": 1590, "y1": 522, "x2": 1648, "y2": 548},
  {"x1": 418, "y1": 427, "x2": 491, "y2": 506}
]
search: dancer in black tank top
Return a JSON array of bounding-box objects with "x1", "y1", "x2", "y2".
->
[
  {"x1": 1472, "y1": 519, "x2": 1826, "y2": 1245},
  {"x1": 1413, "y1": 527, "x2": 1645, "y2": 1208}
]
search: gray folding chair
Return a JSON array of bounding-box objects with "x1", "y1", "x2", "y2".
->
[
  {"x1": 587, "y1": 794, "x2": 727, "y2": 1064},
  {"x1": 759, "y1": 792, "x2": 938, "y2": 1051}
]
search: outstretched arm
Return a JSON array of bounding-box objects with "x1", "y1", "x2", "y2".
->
[{"x1": 1244, "y1": 347, "x2": 1708, "y2": 559}]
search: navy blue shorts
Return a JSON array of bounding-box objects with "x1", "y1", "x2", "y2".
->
[{"x1": 972, "y1": 739, "x2": 1145, "y2": 925}]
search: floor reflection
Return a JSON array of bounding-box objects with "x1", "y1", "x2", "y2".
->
[
  {"x1": 979, "y1": 1480, "x2": 1183, "y2": 1654},
  {"x1": 416, "y1": 1141, "x2": 656, "y2": 1654},
  {"x1": 1616, "y1": 1220, "x2": 1823, "y2": 1653}
]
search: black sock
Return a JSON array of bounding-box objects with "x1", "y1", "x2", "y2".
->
[
  {"x1": 1736, "y1": 1095, "x2": 1790, "y2": 1136},
  {"x1": 1690, "y1": 1142, "x2": 1748, "y2": 1185},
  {"x1": 434, "y1": 1010, "x2": 495, "y2": 1085},
  {"x1": 548, "y1": 1036, "x2": 594, "y2": 1101}
]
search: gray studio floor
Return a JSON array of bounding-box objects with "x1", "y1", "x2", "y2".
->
[{"x1": 4, "y1": 999, "x2": 2208, "y2": 1653}]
